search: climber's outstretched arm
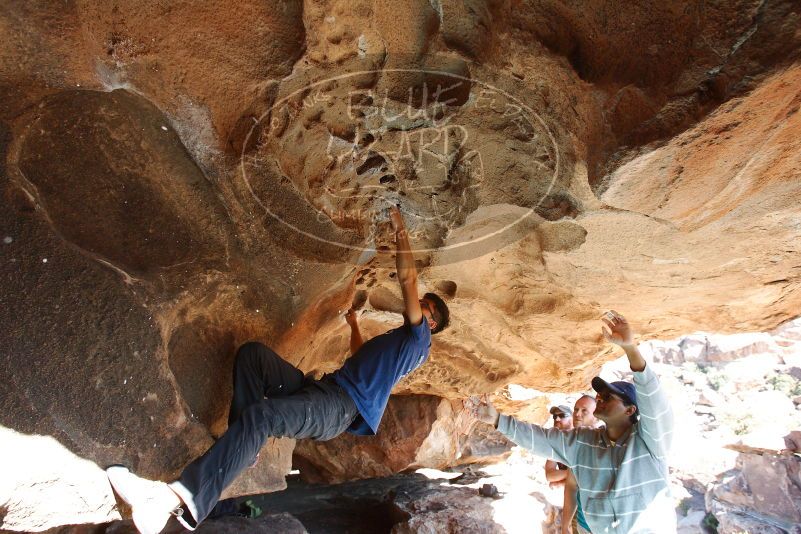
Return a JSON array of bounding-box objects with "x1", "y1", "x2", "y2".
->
[
  {"x1": 345, "y1": 309, "x2": 364, "y2": 355},
  {"x1": 389, "y1": 206, "x2": 423, "y2": 326}
]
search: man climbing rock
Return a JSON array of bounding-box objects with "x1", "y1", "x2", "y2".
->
[
  {"x1": 473, "y1": 311, "x2": 675, "y2": 533},
  {"x1": 106, "y1": 206, "x2": 450, "y2": 533}
]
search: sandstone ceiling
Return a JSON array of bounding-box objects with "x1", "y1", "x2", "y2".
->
[{"x1": 2, "y1": 0, "x2": 801, "y2": 522}]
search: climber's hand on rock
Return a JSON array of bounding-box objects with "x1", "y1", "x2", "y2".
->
[
  {"x1": 345, "y1": 308, "x2": 358, "y2": 327},
  {"x1": 389, "y1": 205, "x2": 406, "y2": 235}
]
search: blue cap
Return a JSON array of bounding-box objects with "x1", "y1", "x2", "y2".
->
[{"x1": 591, "y1": 377, "x2": 638, "y2": 409}]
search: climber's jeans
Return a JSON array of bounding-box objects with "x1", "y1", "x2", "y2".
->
[{"x1": 169, "y1": 342, "x2": 359, "y2": 530}]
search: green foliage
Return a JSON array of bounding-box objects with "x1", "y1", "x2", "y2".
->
[
  {"x1": 732, "y1": 414, "x2": 753, "y2": 436},
  {"x1": 691, "y1": 362, "x2": 727, "y2": 391},
  {"x1": 765, "y1": 373, "x2": 801, "y2": 396},
  {"x1": 702, "y1": 512, "x2": 719, "y2": 533},
  {"x1": 705, "y1": 369, "x2": 727, "y2": 392}
]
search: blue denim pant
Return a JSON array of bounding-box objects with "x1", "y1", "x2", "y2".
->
[{"x1": 170, "y1": 342, "x2": 358, "y2": 529}]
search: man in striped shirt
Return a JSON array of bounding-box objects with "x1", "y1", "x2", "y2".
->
[{"x1": 475, "y1": 311, "x2": 675, "y2": 533}]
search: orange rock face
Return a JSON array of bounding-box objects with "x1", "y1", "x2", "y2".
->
[
  {"x1": 2, "y1": 0, "x2": 801, "y2": 528},
  {"x1": 293, "y1": 395, "x2": 511, "y2": 483}
]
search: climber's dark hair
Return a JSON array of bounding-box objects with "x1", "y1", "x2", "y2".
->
[{"x1": 423, "y1": 292, "x2": 450, "y2": 334}]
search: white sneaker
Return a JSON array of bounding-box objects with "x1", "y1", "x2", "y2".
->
[{"x1": 106, "y1": 465, "x2": 181, "y2": 534}]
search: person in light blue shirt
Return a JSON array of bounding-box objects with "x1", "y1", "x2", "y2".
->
[
  {"x1": 105, "y1": 206, "x2": 450, "y2": 534},
  {"x1": 474, "y1": 311, "x2": 675, "y2": 533}
]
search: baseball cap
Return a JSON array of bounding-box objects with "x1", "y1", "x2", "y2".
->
[
  {"x1": 549, "y1": 404, "x2": 573, "y2": 417},
  {"x1": 591, "y1": 377, "x2": 638, "y2": 409}
]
